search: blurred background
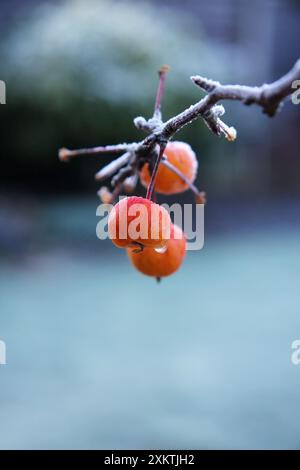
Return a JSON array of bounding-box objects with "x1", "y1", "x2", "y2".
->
[{"x1": 0, "y1": 0, "x2": 300, "y2": 450}]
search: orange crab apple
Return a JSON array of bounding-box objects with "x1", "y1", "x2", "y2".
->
[
  {"x1": 108, "y1": 196, "x2": 171, "y2": 249},
  {"x1": 127, "y1": 224, "x2": 186, "y2": 278},
  {"x1": 140, "y1": 141, "x2": 198, "y2": 195}
]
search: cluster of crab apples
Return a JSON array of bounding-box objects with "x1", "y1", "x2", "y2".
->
[
  {"x1": 107, "y1": 141, "x2": 199, "y2": 281},
  {"x1": 58, "y1": 66, "x2": 212, "y2": 282},
  {"x1": 59, "y1": 60, "x2": 298, "y2": 280}
]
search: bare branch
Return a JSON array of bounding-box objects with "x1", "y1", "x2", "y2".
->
[
  {"x1": 133, "y1": 116, "x2": 162, "y2": 133},
  {"x1": 58, "y1": 143, "x2": 132, "y2": 162},
  {"x1": 162, "y1": 95, "x2": 214, "y2": 139},
  {"x1": 146, "y1": 143, "x2": 167, "y2": 200},
  {"x1": 59, "y1": 60, "x2": 300, "y2": 202},
  {"x1": 111, "y1": 165, "x2": 134, "y2": 187},
  {"x1": 123, "y1": 174, "x2": 138, "y2": 193},
  {"x1": 191, "y1": 59, "x2": 300, "y2": 117},
  {"x1": 97, "y1": 184, "x2": 123, "y2": 204},
  {"x1": 153, "y1": 65, "x2": 170, "y2": 119},
  {"x1": 94, "y1": 152, "x2": 132, "y2": 181},
  {"x1": 97, "y1": 186, "x2": 113, "y2": 204}
]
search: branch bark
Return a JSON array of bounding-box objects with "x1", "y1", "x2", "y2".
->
[
  {"x1": 58, "y1": 143, "x2": 134, "y2": 162},
  {"x1": 59, "y1": 60, "x2": 300, "y2": 200},
  {"x1": 192, "y1": 59, "x2": 300, "y2": 116},
  {"x1": 162, "y1": 59, "x2": 300, "y2": 140}
]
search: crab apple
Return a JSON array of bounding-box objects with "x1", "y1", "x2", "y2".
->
[
  {"x1": 108, "y1": 196, "x2": 171, "y2": 249},
  {"x1": 127, "y1": 224, "x2": 186, "y2": 278},
  {"x1": 140, "y1": 141, "x2": 198, "y2": 195}
]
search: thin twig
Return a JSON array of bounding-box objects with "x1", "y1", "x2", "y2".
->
[
  {"x1": 123, "y1": 174, "x2": 138, "y2": 193},
  {"x1": 153, "y1": 65, "x2": 170, "y2": 119},
  {"x1": 58, "y1": 143, "x2": 132, "y2": 162},
  {"x1": 94, "y1": 152, "x2": 132, "y2": 181},
  {"x1": 97, "y1": 183, "x2": 123, "y2": 204},
  {"x1": 191, "y1": 59, "x2": 300, "y2": 117},
  {"x1": 59, "y1": 60, "x2": 300, "y2": 200},
  {"x1": 161, "y1": 59, "x2": 300, "y2": 140},
  {"x1": 146, "y1": 143, "x2": 167, "y2": 200}
]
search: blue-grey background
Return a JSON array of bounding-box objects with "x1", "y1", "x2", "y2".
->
[{"x1": 0, "y1": 0, "x2": 300, "y2": 449}]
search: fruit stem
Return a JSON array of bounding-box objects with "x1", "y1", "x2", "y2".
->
[
  {"x1": 131, "y1": 242, "x2": 145, "y2": 254},
  {"x1": 146, "y1": 143, "x2": 166, "y2": 200},
  {"x1": 161, "y1": 158, "x2": 206, "y2": 203},
  {"x1": 153, "y1": 65, "x2": 170, "y2": 119}
]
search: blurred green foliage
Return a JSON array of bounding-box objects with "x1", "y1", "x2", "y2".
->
[{"x1": 0, "y1": 0, "x2": 228, "y2": 192}]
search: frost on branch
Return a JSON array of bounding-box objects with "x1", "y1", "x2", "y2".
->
[{"x1": 59, "y1": 60, "x2": 300, "y2": 202}]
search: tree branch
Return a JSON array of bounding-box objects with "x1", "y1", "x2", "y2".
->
[
  {"x1": 146, "y1": 143, "x2": 166, "y2": 200},
  {"x1": 191, "y1": 58, "x2": 300, "y2": 117},
  {"x1": 58, "y1": 143, "x2": 133, "y2": 162},
  {"x1": 161, "y1": 60, "x2": 300, "y2": 141},
  {"x1": 59, "y1": 60, "x2": 300, "y2": 201},
  {"x1": 94, "y1": 152, "x2": 132, "y2": 181},
  {"x1": 153, "y1": 65, "x2": 170, "y2": 119}
]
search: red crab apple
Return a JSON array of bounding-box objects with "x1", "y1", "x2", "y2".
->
[
  {"x1": 127, "y1": 224, "x2": 186, "y2": 278},
  {"x1": 140, "y1": 141, "x2": 198, "y2": 195},
  {"x1": 108, "y1": 196, "x2": 171, "y2": 249}
]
